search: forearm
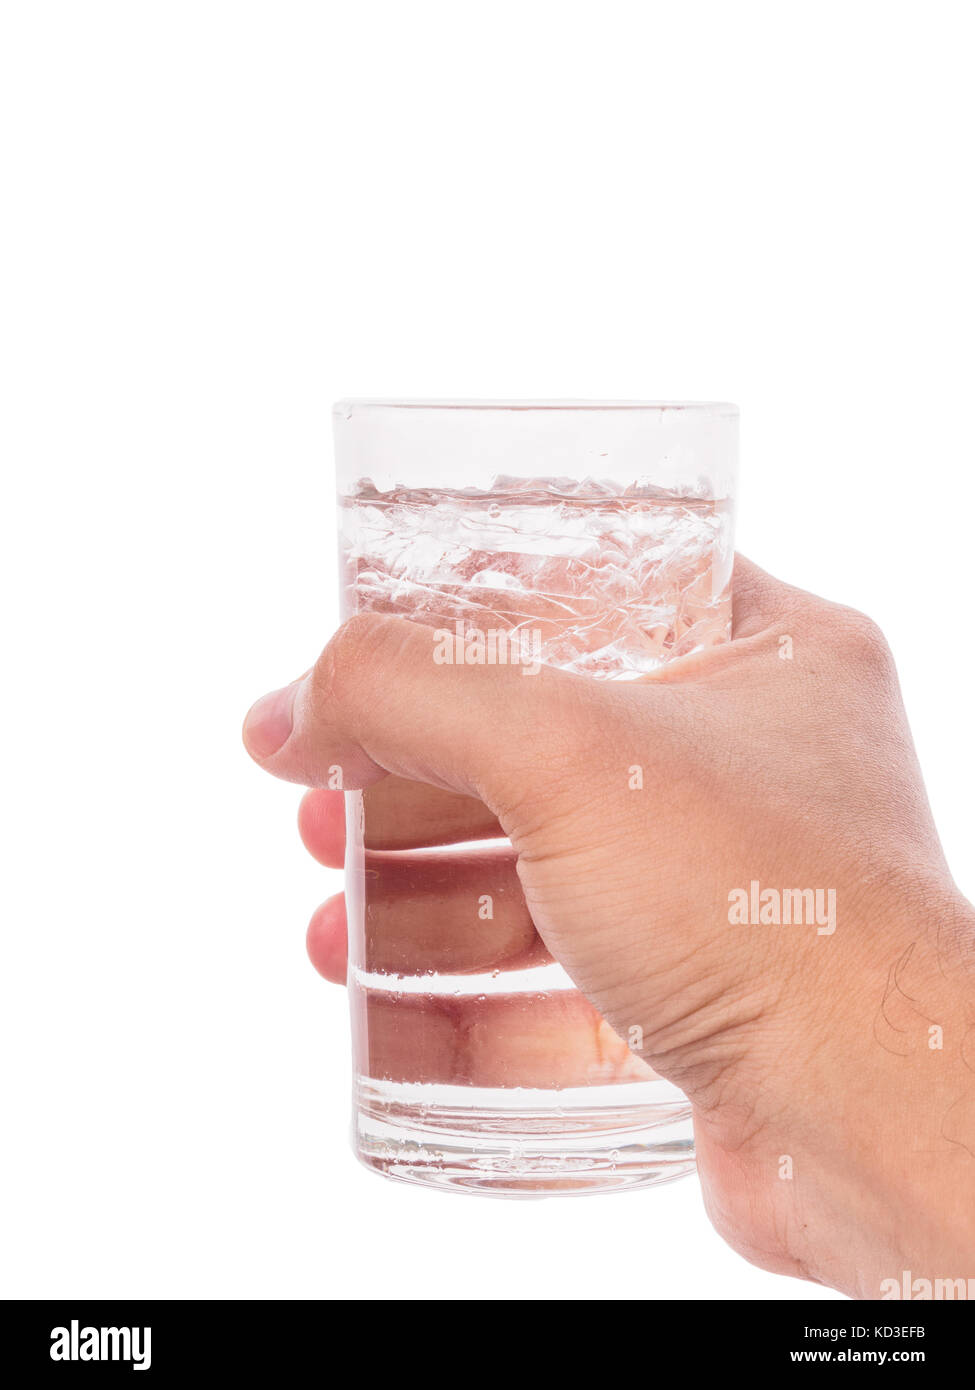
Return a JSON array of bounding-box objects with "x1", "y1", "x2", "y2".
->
[{"x1": 843, "y1": 887, "x2": 975, "y2": 1293}]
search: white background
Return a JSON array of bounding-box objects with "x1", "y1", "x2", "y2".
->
[{"x1": 1, "y1": 1, "x2": 972, "y2": 1300}]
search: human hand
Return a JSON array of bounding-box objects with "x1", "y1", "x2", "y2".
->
[{"x1": 244, "y1": 556, "x2": 975, "y2": 1297}]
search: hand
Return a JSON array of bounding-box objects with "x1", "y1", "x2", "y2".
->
[{"x1": 243, "y1": 556, "x2": 975, "y2": 1297}]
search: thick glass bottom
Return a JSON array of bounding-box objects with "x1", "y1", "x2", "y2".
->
[{"x1": 353, "y1": 1077, "x2": 696, "y2": 1197}]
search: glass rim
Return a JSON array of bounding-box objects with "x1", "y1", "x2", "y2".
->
[{"x1": 334, "y1": 398, "x2": 737, "y2": 415}]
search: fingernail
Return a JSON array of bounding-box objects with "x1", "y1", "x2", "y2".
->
[{"x1": 243, "y1": 680, "x2": 301, "y2": 759}]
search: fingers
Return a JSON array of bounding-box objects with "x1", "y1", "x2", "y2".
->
[
  {"x1": 299, "y1": 779, "x2": 503, "y2": 866},
  {"x1": 312, "y1": 880, "x2": 650, "y2": 1089},
  {"x1": 306, "y1": 848, "x2": 551, "y2": 979},
  {"x1": 307, "y1": 894, "x2": 348, "y2": 983},
  {"x1": 354, "y1": 986, "x2": 656, "y2": 1088},
  {"x1": 247, "y1": 563, "x2": 797, "y2": 814},
  {"x1": 364, "y1": 847, "x2": 549, "y2": 975},
  {"x1": 298, "y1": 791, "x2": 345, "y2": 868},
  {"x1": 243, "y1": 614, "x2": 612, "y2": 820},
  {"x1": 361, "y1": 778, "x2": 503, "y2": 848}
]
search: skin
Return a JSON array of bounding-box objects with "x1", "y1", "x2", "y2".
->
[{"x1": 243, "y1": 556, "x2": 975, "y2": 1298}]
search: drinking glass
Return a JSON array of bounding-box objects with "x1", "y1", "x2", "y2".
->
[{"x1": 334, "y1": 400, "x2": 737, "y2": 1194}]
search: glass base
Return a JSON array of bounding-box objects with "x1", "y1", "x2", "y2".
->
[{"x1": 354, "y1": 1077, "x2": 696, "y2": 1197}]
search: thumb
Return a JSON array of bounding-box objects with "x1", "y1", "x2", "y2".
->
[{"x1": 242, "y1": 614, "x2": 613, "y2": 817}]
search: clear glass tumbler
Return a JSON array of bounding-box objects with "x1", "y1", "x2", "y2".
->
[{"x1": 334, "y1": 400, "x2": 737, "y2": 1195}]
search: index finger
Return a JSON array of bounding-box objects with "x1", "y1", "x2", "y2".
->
[{"x1": 299, "y1": 779, "x2": 504, "y2": 867}]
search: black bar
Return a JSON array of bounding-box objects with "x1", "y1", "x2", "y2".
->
[{"x1": 4, "y1": 1298, "x2": 968, "y2": 1379}]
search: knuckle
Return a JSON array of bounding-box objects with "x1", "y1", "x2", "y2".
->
[
  {"x1": 829, "y1": 606, "x2": 892, "y2": 666},
  {"x1": 310, "y1": 613, "x2": 400, "y2": 709}
]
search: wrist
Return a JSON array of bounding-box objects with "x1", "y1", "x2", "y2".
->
[{"x1": 696, "y1": 881, "x2": 975, "y2": 1296}]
